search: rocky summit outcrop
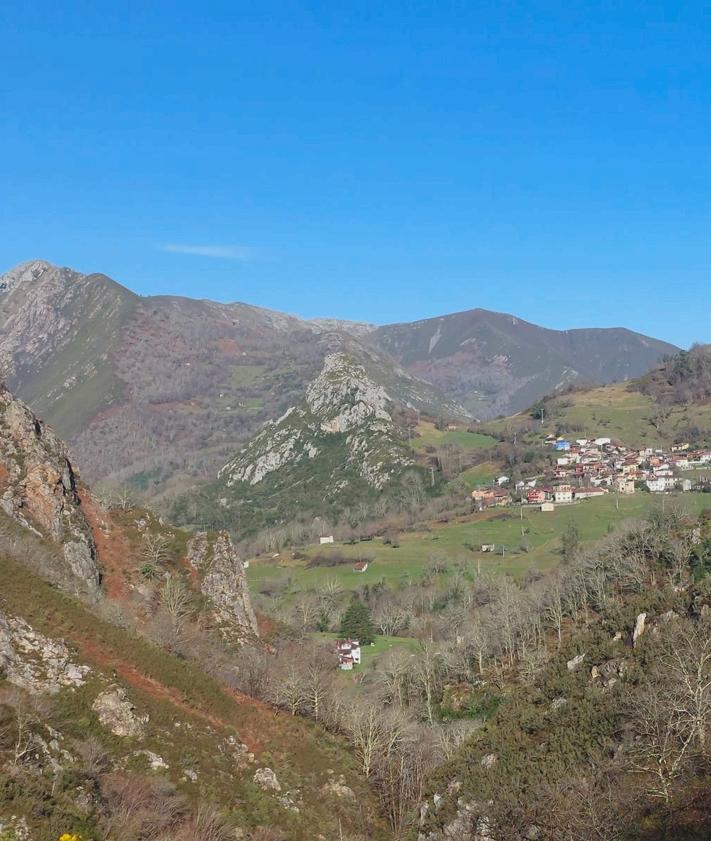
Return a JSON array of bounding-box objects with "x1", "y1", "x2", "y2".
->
[
  {"x1": 187, "y1": 531, "x2": 258, "y2": 637},
  {"x1": 0, "y1": 383, "x2": 101, "y2": 597},
  {"x1": 219, "y1": 352, "x2": 415, "y2": 492}
]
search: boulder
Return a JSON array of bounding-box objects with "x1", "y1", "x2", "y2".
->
[
  {"x1": 92, "y1": 687, "x2": 147, "y2": 738},
  {"x1": 632, "y1": 613, "x2": 647, "y2": 646},
  {"x1": 320, "y1": 773, "x2": 355, "y2": 799},
  {"x1": 253, "y1": 767, "x2": 282, "y2": 792},
  {"x1": 566, "y1": 653, "x2": 586, "y2": 671}
]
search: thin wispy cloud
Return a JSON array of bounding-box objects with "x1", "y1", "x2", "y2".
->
[{"x1": 158, "y1": 243, "x2": 258, "y2": 260}]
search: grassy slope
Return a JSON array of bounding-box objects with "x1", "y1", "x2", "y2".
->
[
  {"x1": 0, "y1": 552, "x2": 387, "y2": 841},
  {"x1": 487, "y1": 382, "x2": 711, "y2": 449},
  {"x1": 248, "y1": 493, "x2": 711, "y2": 594},
  {"x1": 411, "y1": 421, "x2": 497, "y2": 453},
  {"x1": 19, "y1": 277, "x2": 137, "y2": 439}
]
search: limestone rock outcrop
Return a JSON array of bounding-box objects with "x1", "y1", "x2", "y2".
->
[
  {"x1": 0, "y1": 383, "x2": 101, "y2": 597},
  {"x1": 92, "y1": 686, "x2": 148, "y2": 738},
  {"x1": 219, "y1": 352, "x2": 415, "y2": 492},
  {"x1": 187, "y1": 531, "x2": 258, "y2": 637}
]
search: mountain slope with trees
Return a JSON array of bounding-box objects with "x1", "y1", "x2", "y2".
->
[
  {"x1": 0, "y1": 260, "x2": 676, "y2": 505},
  {"x1": 0, "y1": 384, "x2": 388, "y2": 840}
]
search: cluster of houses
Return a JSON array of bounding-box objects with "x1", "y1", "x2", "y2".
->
[{"x1": 471, "y1": 435, "x2": 711, "y2": 511}]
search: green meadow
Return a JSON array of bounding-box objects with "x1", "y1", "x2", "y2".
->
[
  {"x1": 486, "y1": 382, "x2": 711, "y2": 449},
  {"x1": 411, "y1": 421, "x2": 497, "y2": 453},
  {"x1": 311, "y1": 632, "x2": 420, "y2": 673},
  {"x1": 247, "y1": 492, "x2": 711, "y2": 594}
]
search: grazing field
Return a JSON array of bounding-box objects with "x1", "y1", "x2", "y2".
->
[
  {"x1": 247, "y1": 492, "x2": 711, "y2": 595},
  {"x1": 486, "y1": 382, "x2": 711, "y2": 448},
  {"x1": 452, "y1": 461, "x2": 499, "y2": 489},
  {"x1": 411, "y1": 421, "x2": 497, "y2": 453}
]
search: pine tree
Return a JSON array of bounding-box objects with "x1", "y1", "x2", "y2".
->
[{"x1": 339, "y1": 595, "x2": 375, "y2": 644}]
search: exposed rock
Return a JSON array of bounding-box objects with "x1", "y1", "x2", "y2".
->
[
  {"x1": 633, "y1": 612, "x2": 647, "y2": 646},
  {"x1": 320, "y1": 773, "x2": 355, "y2": 799},
  {"x1": 612, "y1": 631, "x2": 623, "y2": 642},
  {"x1": 480, "y1": 753, "x2": 497, "y2": 769},
  {"x1": 219, "y1": 352, "x2": 416, "y2": 494},
  {"x1": 0, "y1": 815, "x2": 31, "y2": 840},
  {"x1": 277, "y1": 791, "x2": 301, "y2": 813},
  {"x1": 0, "y1": 612, "x2": 14, "y2": 677},
  {"x1": 443, "y1": 798, "x2": 478, "y2": 839},
  {"x1": 551, "y1": 696, "x2": 568, "y2": 711},
  {"x1": 221, "y1": 734, "x2": 255, "y2": 767},
  {"x1": 253, "y1": 767, "x2": 282, "y2": 791},
  {"x1": 187, "y1": 532, "x2": 258, "y2": 637},
  {"x1": 591, "y1": 659, "x2": 626, "y2": 689},
  {"x1": 658, "y1": 610, "x2": 679, "y2": 624},
  {"x1": 566, "y1": 653, "x2": 586, "y2": 671},
  {"x1": 0, "y1": 383, "x2": 101, "y2": 598},
  {"x1": 433, "y1": 793, "x2": 444, "y2": 810},
  {"x1": 0, "y1": 612, "x2": 89, "y2": 694},
  {"x1": 134, "y1": 750, "x2": 169, "y2": 770},
  {"x1": 92, "y1": 686, "x2": 148, "y2": 738}
]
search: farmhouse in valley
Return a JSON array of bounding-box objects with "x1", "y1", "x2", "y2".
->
[{"x1": 336, "y1": 639, "x2": 361, "y2": 670}]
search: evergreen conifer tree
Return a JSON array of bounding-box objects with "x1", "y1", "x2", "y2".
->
[{"x1": 339, "y1": 595, "x2": 375, "y2": 644}]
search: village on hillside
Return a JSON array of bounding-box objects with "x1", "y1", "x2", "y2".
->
[{"x1": 470, "y1": 434, "x2": 711, "y2": 511}]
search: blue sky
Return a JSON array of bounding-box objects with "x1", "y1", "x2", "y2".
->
[{"x1": 2, "y1": 2, "x2": 709, "y2": 347}]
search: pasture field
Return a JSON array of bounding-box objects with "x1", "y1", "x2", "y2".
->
[
  {"x1": 452, "y1": 461, "x2": 499, "y2": 489},
  {"x1": 411, "y1": 421, "x2": 497, "y2": 453},
  {"x1": 486, "y1": 382, "x2": 711, "y2": 449},
  {"x1": 247, "y1": 492, "x2": 711, "y2": 594}
]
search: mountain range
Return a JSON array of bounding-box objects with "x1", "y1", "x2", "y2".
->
[{"x1": 0, "y1": 260, "x2": 678, "y2": 501}]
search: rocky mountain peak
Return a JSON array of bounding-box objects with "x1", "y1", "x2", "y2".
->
[
  {"x1": 305, "y1": 352, "x2": 392, "y2": 433},
  {"x1": 0, "y1": 259, "x2": 54, "y2": 292},
  {"x1": 219, "y1": 352, "x2": 414, "y2": 494}
]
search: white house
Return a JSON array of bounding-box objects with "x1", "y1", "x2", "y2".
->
[
  {"x1": 646, "y1": 477, "x2": 675, "y2": 493},
  {"x1": 336, "y1": 639, "x2": 361, "y2": 668},
  {"x1": 554, "y1": 486, "x2": 573, "y2": 504},
  {"x1": 320, "y1": 535, "x2": 335, "y2": 545}
]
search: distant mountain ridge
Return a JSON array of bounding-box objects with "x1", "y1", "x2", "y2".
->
[
  {"x1": 0, "y1": 260, "x2": 678, "y2": 498},
  {"x1": 370, "y1": 308, "x2": 679, "y2": 418}
]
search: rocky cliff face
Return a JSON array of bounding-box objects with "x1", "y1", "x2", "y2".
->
[
  {"x1": 0, "y1": 383, "x2": 101, "y2": 598},
  {"x1": 219, "y1": 352, "x2": 415, "y2": 492},
  {"x1": 187, "y1": 531, "x2": 258, "y2": 638}
]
